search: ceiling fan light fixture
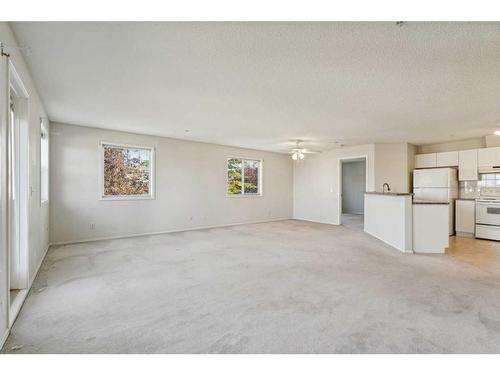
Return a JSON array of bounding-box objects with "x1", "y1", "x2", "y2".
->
[{"x1": 291, "y1": 150, "x2": 305, "y2": 161}]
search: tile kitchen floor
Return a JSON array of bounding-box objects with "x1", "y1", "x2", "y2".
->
[{"x1": 447, "y1": 236, "x2": 500, "y2": 275}]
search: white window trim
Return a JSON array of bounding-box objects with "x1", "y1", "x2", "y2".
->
[
  {"x1": 98, "y1": 141, "x2": 155, "y2": 201},
  {"x1": 226, "y1": 156, "x2": 263, "y2": 198}
]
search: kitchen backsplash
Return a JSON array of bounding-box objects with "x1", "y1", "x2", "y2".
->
[
  {"x1": 459, "y1": 173, "x2": 500, "y2": 199},
  {"x1": 459, "y1": 181, "x2": 479, "y2": 199}
]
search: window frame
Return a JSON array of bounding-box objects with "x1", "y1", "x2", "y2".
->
[
  {"x1": 40, "y1": 117, "x2": 49, "y2": 205},
  {"x1": 226, "y1": 156, "x2": 263, "y2": 198},
  {"x1": 99, "y1": 141, "x2": 156, "y2": 201}
]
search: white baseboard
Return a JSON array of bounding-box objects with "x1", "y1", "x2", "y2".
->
[
  {"x1": 1, "y1": 243, "x2": 51, "y2": 351},
  {"x1": 50, "y1": 217, "x2": 293, "y2": 246},
  {"x1": 455, "y1": 231, "x2": 474, "y2": 238},
  {"x1": 8, "y1": 289, "x2": 28, "y2": 327},
  {"x1": 30, "y1": 244, "x2": 50, "y2": 287},
  {"x1": 363, "y1": 228, "x2": 413, "y2": 253},
  {"x1": 292, "y1": 217, "x2": 339, "y2": 226},
  {"x1": 1, "y1": 328, "x2": 9, "y2": 350},
  {"x1": 11, "y1": 244, "x2": 50, "y2": 325}
]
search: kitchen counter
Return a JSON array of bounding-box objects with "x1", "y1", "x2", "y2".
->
[
  {"x1": 364, "y1": 193, "x2": 413, "y2": 252},
  {"x1": 365, "y1": 191, "x2": 413, "y2": 196},
  {"x1": 413, "y1": 201, "x2": 450, "y2": 205}
]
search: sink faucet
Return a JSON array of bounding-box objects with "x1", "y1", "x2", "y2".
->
[{"x1": 383, "y1": 183, "x2": 391, "y2": 193}]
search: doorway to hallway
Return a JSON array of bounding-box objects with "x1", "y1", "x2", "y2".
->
[{"x1": 340, "y1": 157, "x2": 367, "y2": 230}]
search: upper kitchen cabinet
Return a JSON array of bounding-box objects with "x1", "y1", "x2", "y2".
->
[
  {"x1": 436, "y1": 151, "x2": 459, "y2": 167},
  {"x1": 478, "y1": 147, "x2": 500, "y2": 169},
  {"x1": 458, "y1": 149, "x2": 478, "y2": 181},
  {"x1": 415, "y1": 151, "x2": 459, "y2": 168},
  {"x1": 415, "y1": 153, "x2": 437, "y2": 168}
]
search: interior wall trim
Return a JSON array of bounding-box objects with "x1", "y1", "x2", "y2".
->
[
  {"x1": 292, "y1": 217, "x2": 339, "y2": 226},
  {"x1": 49, "y1": 217, "x2": 293, "y2": 246},
  {"x1": 0, "y1": 328, "x2": 9, "y2": 350}
]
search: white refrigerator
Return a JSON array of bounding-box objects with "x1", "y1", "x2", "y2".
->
[{"x1": 413, "y1": 168, "x2": 458, "y2": 235}]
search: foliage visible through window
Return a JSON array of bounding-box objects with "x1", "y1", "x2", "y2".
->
[
  {"x1": 40, "y1": 119, "x2": 49, "y2": 203},
  {"x1": 227, "y1": 158, "x2": 261, "y2": 195},
  {"x1": 102, "y1": 143, "x2": 153, "y2": 198}
]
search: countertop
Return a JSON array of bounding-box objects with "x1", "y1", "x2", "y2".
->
[
  {"x1": 413, "y1": 201, "x2": 450, "y2": 205},
  {"x1": 364, "y1": 192, "x2": 413, "y2": 196}
]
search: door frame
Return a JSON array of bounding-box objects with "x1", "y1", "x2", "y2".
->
[
  {"x1": 7, "y1": 61, "x2": 30, "y2": 315},
  {"x1": 337, "y1": 155, "x2": 368, "y2": 225}
]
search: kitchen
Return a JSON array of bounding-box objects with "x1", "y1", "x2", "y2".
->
[{"x1": 365, "y1": 142, "x2": 500, "y2": 254}]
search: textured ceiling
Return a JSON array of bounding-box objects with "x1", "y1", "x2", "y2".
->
[{"x1": 10, "y1": 22, "x2": 500, "y2": 153}]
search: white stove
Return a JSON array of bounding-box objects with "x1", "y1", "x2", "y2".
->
[{"x1": 476, "y1": 187, "x2": 500, "y2": 240}]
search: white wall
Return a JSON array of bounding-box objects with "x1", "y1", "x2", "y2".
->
[
  {"x1": 407, "y1": 143, "x2": 416, "y2": 191},
  {"x1": 374, "y1": 143, "x2": 414, "y2": 193},
  {"x1": 364, "y1": 194, "x2": 413, "y2": 252},
  {"x1": 0, "y1": 22, "x2": 49, "y2": 347},
  {"x1": 293, "y1": 142, "x2": 419, "y2": 224},
  {"x1": 417, "y1": 137, "x2": 486, "y2": 154},
  {"x1": 485, "y1": 135, "x2": 500, "y2": 148},
  {"x1": 293, "y1": 144, "x2": 375, "y2": 224},
  {"x1": 50, "y1": 123, "x2": 293, "y2": 244}
]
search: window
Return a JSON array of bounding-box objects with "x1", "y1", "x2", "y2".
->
[
  {"x1": 100, "y1": 142, "x2": 154, "y2": 199},
  {"x1": 479, "y1": 173, "x2": 500, "y2": 188},
  {"x1": 40, "y1": 118, "x2": 49, "y2": 203},
  {"x1": 227, "y1": 157, "x2": 262, "y2": 196}
]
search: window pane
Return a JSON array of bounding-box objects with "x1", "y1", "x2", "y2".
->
[
  {"x1": 227, "y1": 158, "x2": 242, "y2": 195},
  {"x1": 103, "y1": 145, "x2": 151, "y2": 196},
  {"x1": 243, "y1": 159, "x2": 259, "y2": 194}
]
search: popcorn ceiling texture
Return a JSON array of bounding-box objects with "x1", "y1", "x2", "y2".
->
[{"x1": 11, "y1": 22, "x2": 500, "y2": 152}]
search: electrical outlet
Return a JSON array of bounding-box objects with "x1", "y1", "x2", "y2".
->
[{"x1": 89, "y1": 223, "x2": 95, "y2": 230}]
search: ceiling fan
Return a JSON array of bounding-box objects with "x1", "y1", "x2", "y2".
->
[{"x1": 289, "y1": 140, "x2": 320, "y2": 161}]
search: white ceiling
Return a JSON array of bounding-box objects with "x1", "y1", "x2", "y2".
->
[{"x1": 10, "y1": 22, "x2": 500, "y2": 153}]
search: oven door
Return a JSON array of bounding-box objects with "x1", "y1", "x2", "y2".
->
[{"x1": 476, "y1": 201, "x2": 500, "y2": 226}]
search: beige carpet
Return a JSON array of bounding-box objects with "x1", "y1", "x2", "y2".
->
[{"x1": 3, "y1": 219, "x2": 500, "y2": 353}]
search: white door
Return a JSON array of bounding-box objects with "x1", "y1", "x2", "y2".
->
[
  {"x1": 0, "y1": 49, "x2": 9, "y2": 333},
  {"x1": 8, "y1": 93, "x2": 22, "y2": 289}
]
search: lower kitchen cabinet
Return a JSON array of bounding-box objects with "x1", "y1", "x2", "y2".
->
[{"x1": 455, "y1": 199, "x2": 475, "y2": 237}]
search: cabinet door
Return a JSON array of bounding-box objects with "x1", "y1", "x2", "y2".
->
[
  {"x1": 436, "y1": 151, "x2": 459, "y2": 167},
  {"x1": 455, "y1": 200, "x2": 475, "y2": 234},
  {"x1": 477, "y1": 147, "x2": 500, "y2": 167},
  {"x1": 458, "y1": 149, "x2": 478, "y2": 181},
  {"x1": 415, "y1": 153, "x2": 437, "y2": 168}
]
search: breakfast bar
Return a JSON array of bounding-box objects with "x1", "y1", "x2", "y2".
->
[{"x1": 364, "y1": 192, "x2": 413, "y2": 253}]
